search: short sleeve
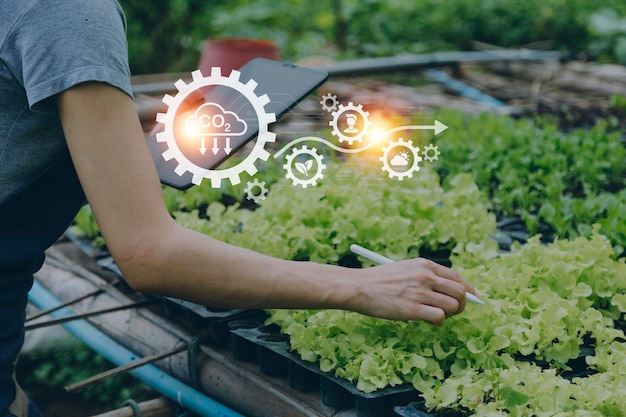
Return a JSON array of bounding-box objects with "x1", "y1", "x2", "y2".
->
[{"x1": 4, "y1": 0, "x2": 133, "y2": 113}]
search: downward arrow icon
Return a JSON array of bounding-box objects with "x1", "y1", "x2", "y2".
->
[
  {"x1": 211, "y1": 137, "x2": 220, "y2": 155},
  {"x1": 199, "y1": 137, "x2": 207, "y2": 155}
]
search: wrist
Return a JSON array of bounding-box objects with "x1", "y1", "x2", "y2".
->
[{"x1": 303, "y1": 262, "x2": 362, "y2": 311}]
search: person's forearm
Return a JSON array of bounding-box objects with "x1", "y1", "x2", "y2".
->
[
  {"x1": 57, "y1": 82, "x2": 359, "y2": 313},
  {"x1": 121, "y1": 221, "x2": 359, "y2": 310},
  {"x1": 58, "y1": 82, "x2": 476, "y2": 325}
]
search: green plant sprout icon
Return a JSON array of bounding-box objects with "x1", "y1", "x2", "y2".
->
[
  {"x1": 295, "y1": 159, "x2": 314, "y2": 176},
  {"x1": 272, "y1": 94, "x2": 447, "y2": 188}
]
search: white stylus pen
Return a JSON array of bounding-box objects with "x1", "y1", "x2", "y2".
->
[{"x1": 350, "y1": 244, "x2": 485, "y2": 305}]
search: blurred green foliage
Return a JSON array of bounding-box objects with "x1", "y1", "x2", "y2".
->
[
  {"x1": 18, "y1": 342, "x2": 154, "y2": 407},
  {"x1": 119, "y1": 0, "x2": 626, "y2": 74},
  {"x1": 120, "y1": 0, "x2": 221, "y2": 74},
  {"x1": 589, "y1": 8, "x2": 626, "y2": 62}
]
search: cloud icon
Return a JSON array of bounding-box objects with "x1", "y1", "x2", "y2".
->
[
  {"x1": 184, "y1": 102, "x2": 247, "y2": 137},
  {"x1": 390, "y1": 154, "x2": 409, "y2": 166}
]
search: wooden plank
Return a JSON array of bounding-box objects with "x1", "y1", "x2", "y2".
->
[
  {"x1": 88, "y1": 398, "x2": 175, "y2": 417},
  {"x1": 129, "y1": 50, "x2": 562, "y2": 96},
  {"x1": 487, "y1": 61, "x2": 626, "y2": 97},
  {"x1": 306, "y1": 50, "x2": 562, "y2": 77},
  {"x1": 24, "y1": 299, "x2": 156, "y2": 331},
  {"x1": 36, "y1": 242, "x2": 359, "y2": 417},
  {"x1": 25, "y1": 284, "x2": 109, "y2": 322}
]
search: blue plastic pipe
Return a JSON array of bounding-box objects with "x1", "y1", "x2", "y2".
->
[
  {"x1": 424, "y1": 68, "x2": 510, "y2": 109},
  {"x1": 28, "y1": 280, "x2": 246, "y2": 417}
]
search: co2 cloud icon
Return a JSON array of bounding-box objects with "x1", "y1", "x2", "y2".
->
[{"x1": 185, "y1": 102, "x2": 248, "y2": 138}]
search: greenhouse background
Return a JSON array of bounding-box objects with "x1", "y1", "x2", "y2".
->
[{"x1": 20, "y1": 1, "x2": 626, "y2": 416}]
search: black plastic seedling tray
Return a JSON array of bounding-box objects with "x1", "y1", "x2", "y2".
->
[
  {"x1": 64, "y1": 229, "x2": 110, "y2": 259},
  {"x1": 512, "y1": 345, "x2": 598, "y2": 381},
  {"x1": 229, "y1": 323, "x2": 421, "y2": 417},
  {"x1": 394, "y1": 401, "x2": 464, "y2": 417},
  {"x1": 229, "y1": 323, "x2": 608, "y2": 417}
]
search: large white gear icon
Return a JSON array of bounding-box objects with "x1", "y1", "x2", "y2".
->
[
  {"x1": 329, "y1": 102, "x2": 372, "y2": 145},
  {"x1": 244, "y1": 179, "x2": 269, "y2": 204},
  {"x1": 320, "y1": 93, "x2": 338, "y2": 112},
  {"x1": 379, "y1": 138, "x2": 422, "y2": 180},
  {"x1": 282, "y1": 145, "x2": 326, "y2": 188},
  {"x1": 422, "y1": 144, "x2": 441, "y2": 162},
  {"x1": 155, "y1": 67, "x2": 276, "y2": 188}
]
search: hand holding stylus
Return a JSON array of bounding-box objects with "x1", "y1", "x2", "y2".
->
[
  {"x1": 348, "y1": 244, "x2": 483, "y2": 325},
  {"x1": 351, "y1": 244, "x2": 484, "y2": 304}
]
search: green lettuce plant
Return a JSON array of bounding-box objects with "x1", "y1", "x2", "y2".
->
[
  {"x1": 432, "y1": 110, "x2": 626, "y2": 255},
  {"x1": 69, "y1": 205, "x2": 105, "y2": 248},
  {"x1": 175, "y1": 160, "x2": 499, "y2": 266},
  {"x1": 268, "y1": 229, "x2": 626, "y2": 414}
]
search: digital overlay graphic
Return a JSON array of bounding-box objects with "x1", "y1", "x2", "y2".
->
[
  {"x1": 155, "y1": 67, "x2": 448, "y2": 200},
  {"x1": 155, "y1": 68, "x2": 276, "y2": 188}
]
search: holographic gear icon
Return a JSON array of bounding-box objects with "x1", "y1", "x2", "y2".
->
[
  {"x1": 320, "y1": 93, "x2": 338, "y2": 112},
  {"x1": 283, "y1": 145, "x2": 326, "y2": 188},
  {"x1": 329, "y1": 102, "x2": 372, "y2": 145},
  {"x1": 422, "y1": 144, "x2": 441, "y2": 162},
  {"x1": 244, "y1": 179, "x2": 269, "y2": 204},
  {"x1": 155, "y1": 67, "x2": 277, "y2": 188},
  {"x1": 379, "y1": 138, "x2": 422, "y2": 180}
]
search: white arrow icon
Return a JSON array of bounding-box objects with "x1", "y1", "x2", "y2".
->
[
  {"x1": 411, "y1": 120, "x2": 448, "y2": 135},
  {"x1": 433, "y1": 120, "x2": 448, "y2": 135},
  {"x1": 205, "y1": 137, "x2": 232, "y2": 155},
  {"x1": 224, "y1": 137, "x2": 232, "y2": 155}
]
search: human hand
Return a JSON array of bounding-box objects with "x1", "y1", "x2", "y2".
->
[{"x1": 348, "y1": 258, "x2": 477, "y2": 325}]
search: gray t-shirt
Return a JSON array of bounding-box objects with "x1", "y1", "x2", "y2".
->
[
  {"x1": 0, "y1": 0, "x2": 133, "y2": 270},
  {"x1": 0, "y1": 2, "x2": 133, "y2": 412}
]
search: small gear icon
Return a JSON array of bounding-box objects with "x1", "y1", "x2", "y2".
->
[
  {"x1": 244, "y1": 179, "x2": 269, "y2": 204},
  {"x1": 329, "y1": 102, "x2": 372, "y2": 145},
  {"x1": 422, "y1": 144, "x2": 441, "y2": 162},
  {"x1": 283, "y1": 145, "x2": 326, "y2": 188},
  {"x1": 320, "y1": 93, "x2": 338, "y2": 112},
  {"x1": 379, "y1": 138, "x2": 422, "y2": 180},
  {"x1": 156, "y1": 67, "x2": 276, "y2": 188}
]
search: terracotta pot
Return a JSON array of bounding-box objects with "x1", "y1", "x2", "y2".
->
[{"x1": 198, "y1": 37, "x2": 281, "y2": 74}]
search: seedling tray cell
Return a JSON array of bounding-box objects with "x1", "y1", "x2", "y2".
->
[
  {"x1": 394, "y1": 401, "x2": 464, "y2": 417},
  {"x1": 229, "y1": 319, "x2": 265, "y2": 362},
  {"x1": 321, "y1": 377, "x2": 353, "y2": 409},
  {"x1": 230, "y1": 325, "x2": 421, "y2": 417},
  {"x1": 97, "y1": 256, "x2": 257, "y2": 337}
]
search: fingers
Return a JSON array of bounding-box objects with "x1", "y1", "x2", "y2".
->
[
  {"x1": 432, "y1": 282, "x2": 467, "y2": 315},
  {"x1": 414, "y1": 305, "x2": 446, "y2": 326},
  {"x1": 422, "y1": 288, "x2": 464, "y2": 318},
  {"x1": 427, "y1": 260, "x2": 477, "y2": 295},
  {"x1": 408, "y1": 259, "x2": 472, "y2": 317},
  {"x1": 356, "y1": 257, "x2": 476, "y2": 324}
]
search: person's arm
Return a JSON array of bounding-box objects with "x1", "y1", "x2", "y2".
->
[{"x1": 57, "y1": 82, "x2": 476, "y2": 325}]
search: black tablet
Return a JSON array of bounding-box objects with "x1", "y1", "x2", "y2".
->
[{"x1": 147, "y1": 58, "x2": 329, "y2": 190}]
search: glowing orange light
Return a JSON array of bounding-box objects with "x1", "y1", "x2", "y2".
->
[
  {"x1": 170, "y1": 108, "x2": 202, "y2": 156},
  {"x1": 364, "y1": 112, "x2": 395, "y2": 156}
]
